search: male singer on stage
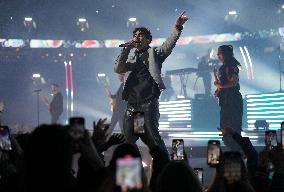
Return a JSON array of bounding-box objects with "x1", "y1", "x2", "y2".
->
[
  {"x1": 114, "y1": 11, "x2": 188, "y2": 154},
  {"x1": 45, "y1": 84, "x2": 63, "y2": 124}
]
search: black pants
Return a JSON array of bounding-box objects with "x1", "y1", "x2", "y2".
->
[
  {"x1": 51, "y1": 114, "x2": 61, "y2": 124},
  {"x1": 123, "y1": 99, "x2": 168, "y2": 155},
  {"x1": 108, "y1": 108, "x2": 125, "y2": 135},
  {"x1": 220, "y1": 91, "x2": 243, "y2": 151},
  {"x1": 200, "y1": 74, "x2": 212, "y2": 96}
]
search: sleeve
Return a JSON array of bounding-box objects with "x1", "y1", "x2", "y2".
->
[
  {"x1": 52, "y1": 93, "x2": 63, "y2": 116},
  {"x1": 154, "y1": 26, "x2": 182, "y2": 63},
  {"x1": 114, "y1": 48, "x2": 135, "y2": 73},
  {"x1": 227, "y1": 65, "x2": 239, "y2": 77}
]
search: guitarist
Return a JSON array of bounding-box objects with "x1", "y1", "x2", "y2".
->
[
  {"x1": 195, "y1": 48, "x2": 219, "y2": 97},
  {"x1": 214, "y1": 45, "x2": 243, "y2": 151},
  {"x1": 44, "y1": 84, "x2": 63, "y2": 124},
  {"x1": 103, "y1": 73, "x2": 127, "y2": 135}
]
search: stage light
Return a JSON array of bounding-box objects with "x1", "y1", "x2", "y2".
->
[
  {"x1": 225, "y1": 10, "x2": 238, "y2": 22},
  {"x1": 127, "y1": 17, "x2": 138, "y2": 28},
  {"x1": 128, "y1": 17, "x2": 137, "y2": 22},
  {"x1": 97, "y1": 73, "x2": 106, "y2": 77},
  {"x1": 24, "y1": 17, "x2": 36, "y2": 30},
  {"x1": 70, "y1": 53, "x2": 74, "y2": 57},
  {"x1": 24, "y1": 17, "x2": 33, "y2": 21},
  {"x1": 96, "y1": 73, "x2": 108, "y2": 85},
  {"x1": 78, "y1": 18, "x2": 87, "y2": 22},
  {"x1": 32, "y1": 73, "x2": 41, "y2": 78},
  {"x1": 282, "y1": 4, "x2": 284, "y2": 9},
  {"x1": 228, "y1": 10, "x2": 237, "y2": 15},
  {"x1": 77, "y1": 17, "x2": 89, "y2": 32}
]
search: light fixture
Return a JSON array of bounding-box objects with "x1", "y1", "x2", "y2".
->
[
  {"x1": 24, "y1": 17, "x2": 33, "y2": 21},
  {"x1": 32, "y1": 73, "x2": 41, "y2": 78},
  {"x1": 128, "y1": 17, "x2": 137, "y2": 22},
  {"x1": 24, "y1": 17, "x2": 36, "y2": 31},
  {"x1": 127, "y1": 17, "x2": 139, "y2": 28},
  {"x1": 78, "y1": 18, "x2": 87, "y2": 22},
  {"x1": 228, "y1": 10, "x2": 237, "y2": 15},
  {"x1": 96, "y1": 73, "x2": 108, "y2": 84},
  {"x1": 77, "y1": 17, "x2": 89, "y2": 32},
  {"x1": 225, "y1": 10, "x2": 238, "y2": 22},
  {"x1": 97, "y1": 73, "x2": 106, "y2": 77}
]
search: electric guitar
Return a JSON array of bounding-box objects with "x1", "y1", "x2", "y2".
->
[
  {"x1": 103, "y1": 84, "x2": 116, "y2": 112},
  {"x1": 213, "y1": 66, "x2": 220, "y2": 97}
]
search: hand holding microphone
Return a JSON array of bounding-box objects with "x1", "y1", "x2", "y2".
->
[{"x1": 119, "y1": 40, "x2": 138, "y2": 48}]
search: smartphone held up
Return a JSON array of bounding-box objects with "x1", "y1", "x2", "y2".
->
[
  {"x1": 207, "y1": 140, "x2": 220, "y2": 167},
  {"x1": 133, "y1": 112, "x2": 145, "y2": 135},
  {"x1": 265, "y1": 130, "x2": 277, "y2": 150},
  {"x1": 116, "y1": 156, "x2": 143, "y2": 191},
  {"x1": 172, "y1": 139, "x2": 185, "y2": 160},
  {"x1": 68, "y1": 117, "x2": 85, "y2": 140},
  {"x1": 0, "y1": 126, "x2": 12, "y2": 151}
]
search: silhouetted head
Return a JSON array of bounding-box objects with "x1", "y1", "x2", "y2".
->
[
  {"x1": 25, "y1": 124, "x2": 73, "y2": 176},
  {"x1": 24, "y1": 124, "x2": 74, "y2": 192},
  {"x1": 109, "y1": 143, "x2": 141, "y2": 172},
  {"x1": 157, "y1": 161, "x2": 203, "y2": 192}
]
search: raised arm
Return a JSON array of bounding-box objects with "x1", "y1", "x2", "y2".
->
[{"x1": 155, "y1": 11, "x2": 188, "y2": 61}]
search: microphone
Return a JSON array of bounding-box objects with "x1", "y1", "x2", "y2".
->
[
  {"x1": 119, "y1": 43, "x2": 132, "y2": 47},
  {"x1": 34, "y1": 89, "x2": 42, "y2": 92},
  {"x1": 118, "y1": 41, "x2": 139, "y2": 47}
]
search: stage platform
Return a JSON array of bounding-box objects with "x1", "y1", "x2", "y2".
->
[{"x1": 158, "y1": 128, "x2": 266, "y2": 147}]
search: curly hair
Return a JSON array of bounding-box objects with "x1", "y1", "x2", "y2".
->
[{"x1": 133, "y1": 27, "x2": 152, "y2": 42}]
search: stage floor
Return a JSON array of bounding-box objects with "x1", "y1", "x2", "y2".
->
[
  {"x1": 158, "y1": 128, "x2": 267, "y2": 147},
  {"x1": 114, "y1": 127, "x2": 268, "y2": 148}
]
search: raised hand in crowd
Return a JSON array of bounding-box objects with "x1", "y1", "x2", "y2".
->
[
  {"x1": 101, "y1": 133, "x2": 126, "y2": 152},
  {"x1": 92, "y1": 118, "x2": 126, "y2": 153},
  {"x1": 92, "y1": 118, "x2": 110, "y2": 152},
  {"x1": 77, "y1": 129, "x2": 104, "y2": 170}
]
